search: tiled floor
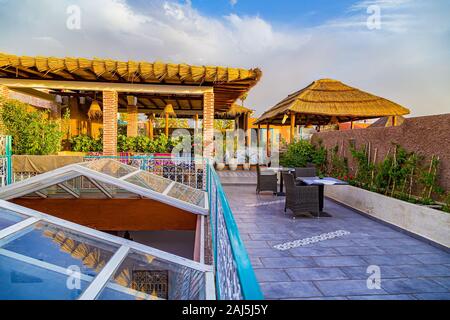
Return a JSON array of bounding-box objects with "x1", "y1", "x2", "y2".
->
[{"x1": 223, "y1": 184, "x2": 450, "y2": 300}]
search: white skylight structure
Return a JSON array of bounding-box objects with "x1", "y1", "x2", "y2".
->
[
  {"x1": 0, "y1": 200, "x2": 214, "y2": 300},
  {"x1": 0, "y1": 159, "x2": 208, "y2": 215}
]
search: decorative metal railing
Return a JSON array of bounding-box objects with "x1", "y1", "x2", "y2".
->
[
  {"x1": 84, "y1": 155, "x2": 206, "y2": 190},
  {"x1": 207, "y1": 161, "x2": 263, "y2": 300},
  {"x1": 0, "y1": 135, "x2": 12, "y2": 186}
]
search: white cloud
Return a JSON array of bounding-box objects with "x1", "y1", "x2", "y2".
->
[
  {"x1": 230, "y1": 0, "x2": 238, "y2": 7},
  {"x1": 0, "y1": 0, "x2": 449, "y2": 117}
]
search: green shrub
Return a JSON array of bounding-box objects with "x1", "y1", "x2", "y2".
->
[
  {"x1": 69, "y1": 134, "x2": 102, "y2": 152},
  {"x1": 117, "y1": 134, "x2": 181, "y2": 153},
  {"x1": 280, "y1": 140, "x2": 327, "y2": 173},
  {"x1": 0, "y1": 98, "x2": 63, "y2": 155}
]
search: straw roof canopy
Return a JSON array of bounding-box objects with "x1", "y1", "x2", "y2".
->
[
  {"x1": 216, "y1": 104, "x2": 253, "y2": 119},
  {"x1": 256, "y1": 79, "x2": 410, "y2": 125},
  {"x1": 0, "y1": 52, "x2": 261, "y2": 113}
]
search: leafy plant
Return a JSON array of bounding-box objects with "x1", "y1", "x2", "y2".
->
[
  {"x1": 280, "y1": 140, "x2": 316, "y2": 168},
  {"x1": 0, "y1": 98, "x2": 64, "y2": 155},
  {"x1": 69, "y1": 134, "x2": 102, "y2": 152}
]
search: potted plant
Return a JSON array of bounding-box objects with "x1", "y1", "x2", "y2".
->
[
  {"x1": 216, "y1": 161, "x2": 225, "y2": 171},
  {"x1": 243, "y1": 152, "x2": 251, "y2": 171},
  {"x1": 228, "y1": 158, "x2": 238, "y2": 171}
]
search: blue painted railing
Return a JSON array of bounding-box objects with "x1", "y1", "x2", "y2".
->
[{"x1": 207, "y1": 161, "x2": 263, "y2": 300}]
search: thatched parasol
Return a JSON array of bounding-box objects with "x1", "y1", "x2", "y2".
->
[
  {"x1": 255, "y1": 79, "x2": 410, "y2": 126},
  {"x1": 216, "y1": 104, "x2": 253, "y2": 119}
]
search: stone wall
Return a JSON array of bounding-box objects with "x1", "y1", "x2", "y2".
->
[{"x1": 312, "y1": 113, "x2": 450, "y2": 192}]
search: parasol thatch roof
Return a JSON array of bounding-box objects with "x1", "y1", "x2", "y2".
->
[
  {"x1": 216, "y1": 104, "x2": 253, "y2": 119},
  {"x1": 0, "y1": 52, "x2": 261, "y2": 113},
  {"x1": 255, "y1": 78, "x2": 410, "y2": 125}
]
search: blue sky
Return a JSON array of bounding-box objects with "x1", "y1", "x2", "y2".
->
[
  {"x1": 0, "y1": 0, "x2": 449, "y2": 116},
  {"x1": 188, "y1": 0, "x2": 357, "y2": 27}
]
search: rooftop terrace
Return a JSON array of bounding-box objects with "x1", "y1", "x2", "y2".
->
[{"x1": 223, "y1": 179, "x2": 450, "y2": 300}]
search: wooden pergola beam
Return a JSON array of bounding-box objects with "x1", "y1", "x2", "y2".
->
[{"x1": 0, "y1": 78, "x2": 213, "y2": 95}]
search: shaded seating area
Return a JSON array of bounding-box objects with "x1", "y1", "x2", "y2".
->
[{"x1": 283, "y1": 172, "x2": 320, "y2": 218}]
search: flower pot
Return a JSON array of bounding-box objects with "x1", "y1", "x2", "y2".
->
[
  {"x1": 243, "y1": 163, "x2": 251, "y2": 171},
  {"x1": 216, "y1": 163, "x2": 225, "y2": 171},
  {"x1": 228, "y1": 159, "x2": 238, "y2": 171}
]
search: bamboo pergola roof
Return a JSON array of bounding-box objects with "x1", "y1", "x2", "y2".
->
[
  {"x1": 255, "y1": 79, "x2": 410, "y2": 125},
  {"x1": 0, "y1": 52, "x2": 261, "y2": 114}
]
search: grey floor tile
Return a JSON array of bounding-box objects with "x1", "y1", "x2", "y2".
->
[
  {"x1": 315, "y1": 280, "x2": 388, "y2": 296},
  {"x1": 394, "y1": 264, "x2": 450, "y2": 277},
  {"x1": 335, "y1": 246, "x2": 386, "y2": 256},
  {"x1": 413, "y1": 292, "x2": 450, "y2": 300},
  {"x1": 410, "y1": 253, "x2": 450, "y2": 265},
  {"x1": 286, "y1": 267, "x2": 348, "y2": 281},
  {"x1": 288, "y1": 247, "x2": 340, "y2": 257},
  {"x1": 243, "y1": 240, "x2": 270, "y2": 249},
  {"x1": 361, "y1": 254, "x2": 423, "y2": 266},
  {"x1": 429, "y1": 277, "x2": 450, "y2": 290},
  {"x1": 254, "y1": 269, "x2": 291, "y2": 282},
  {"x1": 314, "y1": 256, "x2": 367, "y2": 267},
  {"x1": 261, "y1": 257, "x2": 316, "y2": 268},
  {"x1": 341, "y1": 265, "x2": 405, "y2": 280},
  {"x1": 382, "y1": 278, "x2": 448, "y2": 294},
  {"x1": 246, "y1": 248, "x2": 291, "y2": 258},
  {"x1": 347, "y1": 294, "x2": 415, "y2": 300},
  {"x1": 260, "y1": 281, "x2": 322, "y2": 299}
]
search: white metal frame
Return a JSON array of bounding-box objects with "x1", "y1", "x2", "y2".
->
[
  {"x1": 0, "y1": 200, "x2": 214, "y2": 300},
  {"x1": 0, "y1": 160, "x2": 208, "y2": 215}
]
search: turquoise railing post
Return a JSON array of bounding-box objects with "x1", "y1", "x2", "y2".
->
[
  {"x1": 6, "y1": 136, "x2": 12, "y2": 185},
  {"x1": 207, "y1": 162, "x2": 264, "y2": 300}
]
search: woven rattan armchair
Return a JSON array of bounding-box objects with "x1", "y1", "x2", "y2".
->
[
  {"x1": 283, "y1": 172, "x2": 320, "y2": 218},
  {"x1": 294, "y1": 167, "x2": 317, "y2": 179},
  {"x1": 256, "y1": 164, "x2": 278, "y2": 194}
]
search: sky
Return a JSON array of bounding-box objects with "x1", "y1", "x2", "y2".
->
[{"x1": 0, "y1": 0, "x2": 449, "y2": 117}]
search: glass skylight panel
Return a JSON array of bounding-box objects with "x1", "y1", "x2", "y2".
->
[
  {"x1": 167, "y1": 183, "x2": 205, "y2": 207},
  {"x1": 97, "y1": 250, "x2": 205, "y2": 300},
  {"x1": 0, "y1": 208, "x2": 26, "y2": 231},
  {"x1": 0, "y1": 222, "x2": 119, "y2": 276},
  {"x1": 82, "y1": 159, "x2": 138, "y2": 178},
  {"x1": 0, "y1": 254, "x2": 91, "y2": 300},
  {"x1": 0, "y1": 220, "x2": 122, "y2": 299},
  {"x1": 124, "y1": 171, "x2": 172, "y2": 193}
]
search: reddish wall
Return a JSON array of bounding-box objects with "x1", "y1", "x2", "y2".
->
[
  {"x1": 312, "y1": 114, "x2": 450, "y2": 191},
  {"x1": 12, "y1": 198, "x2": 197, "y2": 231}
]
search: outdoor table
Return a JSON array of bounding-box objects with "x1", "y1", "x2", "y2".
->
[
  {"x1": 296, "y1": 177, "x2": 348, "y2": 216},
  {"x1": 267, "y1": 167, "x2": 294, "y2": 196}
]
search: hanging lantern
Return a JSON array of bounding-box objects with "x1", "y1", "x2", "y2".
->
[
  {"x1": 88, "y1": 100, "x2": 103, "y2": 119},
  {"x1": 282, "y1": 114, "x2": 289, "y2": 125},
  {"x1": 160, "y1": 104, "x2": 176, "y2": 118}
]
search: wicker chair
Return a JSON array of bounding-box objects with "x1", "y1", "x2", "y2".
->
[
  {"x1": 294, "y1": 167, "x2": 317, "y2": 178},
  {"x1": 256, "y1": 164, "x2": 278, "y2": 194},
  {"x1": 283, "y1": 172, "x2": 320, "y2": 218}
]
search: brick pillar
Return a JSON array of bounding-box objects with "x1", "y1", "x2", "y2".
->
[
  {"x1": 103, "y1": 91, "x2": 118, "y2": 156},
  {"x1": 202, "y1": 91, "x2": 214, "y2": 159},
  {"x1": 0, "y1": 85, "x2": 9, "y2": 99},
  {"x1": 126, "y1": 105, "x2": 138, "y2": 137}
]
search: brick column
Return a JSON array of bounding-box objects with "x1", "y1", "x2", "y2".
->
[
  {"x1": 103, "y1": 91, "x2": 118, "y2": 156},
  {"x1": 126, "y1": 105, "x2": 138, "y2": 137},
  {"x1": 202, "y1": 91, "x2": 214, "y2": 159},
  {"x1": 0, "y1": 85, "x2": 9, "y2": 99}
]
